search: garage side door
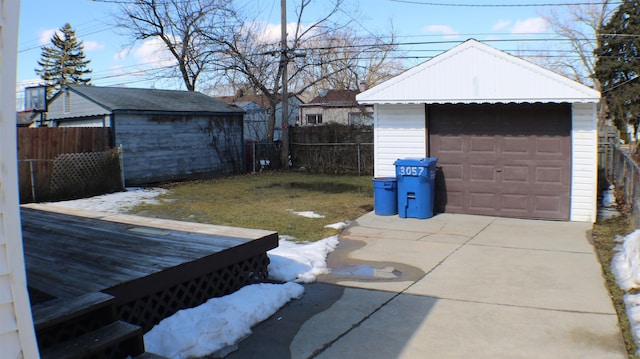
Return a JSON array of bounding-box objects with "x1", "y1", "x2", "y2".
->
[{"x1": 429, "y1": 103, "x2": 571, "y2": 220}]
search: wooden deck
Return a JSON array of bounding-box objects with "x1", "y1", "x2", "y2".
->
[{"x1": 21, "y1": 204, "x2": 278, "y2": 358}]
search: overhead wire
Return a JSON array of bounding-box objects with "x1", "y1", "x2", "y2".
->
[
  {"x1": 20, "y1": 0, "x2": 626, "y2": 90},
  {"x1": 388, "y1": 0, "x2": 622, "y2": 7}
]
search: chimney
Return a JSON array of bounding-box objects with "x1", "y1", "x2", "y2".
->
[{"x1": 359, "y1": 82, "x2": 367, "y2": 92}]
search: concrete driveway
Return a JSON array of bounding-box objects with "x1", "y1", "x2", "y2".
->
[{"x1": 227, "y1": 212, "x2": 627, "y2": 359}]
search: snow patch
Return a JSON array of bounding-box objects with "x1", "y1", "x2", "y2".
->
[
  {"x1": 268, "y1": 236, "x2": 339, "y2": 283},
  {"x1": 144, "y1": 282, "x2": 304, "y2": 359},
  {"x1": 325, "y1": 221, "x2": 348, "y2": 230},
  {"x1": 612, "y1": 230, "x2": 640, "y2": 291},
  {"x1": 287, "y1": 209, "x2": 325, "y2": 218},
  {"x1": 41, "y1": 187, "x2": 168, "y2": 213}
]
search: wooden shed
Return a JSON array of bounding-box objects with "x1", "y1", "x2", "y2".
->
[
  {"x1": 357, "y1": 39, "x2": 601, "y2": 222},
  {"x1": 46, "y1": 85, "x2": 245, "y2": 185}
]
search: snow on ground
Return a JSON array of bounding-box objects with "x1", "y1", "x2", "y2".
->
[
  {"x1": 268, "y1": 236, "x2": 339, "y2": 283},
  {"x1": 603, "y1": 184, "x2": 640, "y2": 354},
  {"x1": 40, "y1": 187, "x2": 169, "y2": 213},
  {"x1": 144, "y1": 282, "x2": 305, "y2": 358},
  {"x1": 599, "y1": 185, "x2": 620, "y2": 219},
  {"x1": 41, "y1": 187, "x2": 344, "y2": 358},
  {"x1": 611, "y1": 213, "x2": 640, "y2": 354},
  {"x1": 287, "y1": 209, "x2": 325, "y2": 218}
]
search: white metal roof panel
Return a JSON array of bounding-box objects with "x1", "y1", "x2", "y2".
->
[{"x1": 357, "y1": 39, "x2": 600, "y2": 105}]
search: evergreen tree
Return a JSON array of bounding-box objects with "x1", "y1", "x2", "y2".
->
[
  {"x1": 35, "y1": 23, "x2": 92, "y2": 98},
  {"x1": 594, "y1": 0, "x2": 640, "y2": 140}
]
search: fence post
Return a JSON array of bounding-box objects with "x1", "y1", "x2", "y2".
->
[
  {"x1": 119, "y1": 144, "x2": 125, "y2": 188},
  {"x1": 29, "y1": 160, "x2": 36, "y2": 202},
  {"x1": 357, "y1": 143, "x2": 361, "y2": 176}
]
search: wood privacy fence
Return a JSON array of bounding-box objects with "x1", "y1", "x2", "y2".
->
[{"x1": 17, "y1": 127, "x2": 123, "y2": 203}]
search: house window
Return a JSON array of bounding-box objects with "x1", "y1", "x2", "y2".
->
[
  {"x1": 349, "y1": 112, "x2": 373, "y2": 126},
  {"x1": 306, "y1": 114, "x2": 322, "y2": 125}
]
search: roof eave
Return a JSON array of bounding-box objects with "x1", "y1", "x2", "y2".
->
[{"x1": 357, "y1": 98, "x2": 601, "y2": 105}]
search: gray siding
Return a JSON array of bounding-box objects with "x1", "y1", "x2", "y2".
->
[
  {"x1": 47, "y1": 90, "x2": 110, "y2": 120},
  {"x1": 116, "y1": 114, "x2": 244, "y2": 185}
]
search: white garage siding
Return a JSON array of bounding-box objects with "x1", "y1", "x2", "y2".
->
[
  {"x1": 359, "y1": 40, "x2": 601, "y2": 222},
  {"x1": 571, "y1": 103, "x2": 598, "y2": 222},
  {"x1": 374, "y1": 104, "x2": 426, "y2": 177}
]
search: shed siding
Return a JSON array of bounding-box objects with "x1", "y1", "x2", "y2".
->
[
  {"x1": 47, "y1": 90, "x2": 109, "y2": 120},
  {"x1": 116, "y1": 114, "x2": 243, "y2": 185},
  {"x1": 570, "y1": 103, "x2": 598, "y2": 222},
  {"x1": 374, "y1": 104, "x2": 426, "y2": 177}
]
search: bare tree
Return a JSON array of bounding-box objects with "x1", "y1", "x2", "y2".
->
[
  {"x1": 538, "y1": 1, "x2": 615, "y2": 122},
  {"x1": 295, "y1": 28, "x2": 404, "y2": 101},
  {"x1": 114, "y1": 0, "x2": 234, "y2": 91},
  {"x1": 203, "y1": 0, "x2": 357, "y2": 143}
]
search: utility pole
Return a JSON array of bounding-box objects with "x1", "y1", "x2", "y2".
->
[{"x1": 280, "y1": 0, "x2": 290, "y2": 170}]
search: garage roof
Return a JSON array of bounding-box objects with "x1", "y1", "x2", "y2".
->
[{"x1": 357, "y1": 39, "x2": 600, "y2": 105}]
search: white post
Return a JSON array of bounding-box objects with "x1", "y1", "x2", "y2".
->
[{"x1": 0, "y1": 1, "x2": 40, "y2": 357}]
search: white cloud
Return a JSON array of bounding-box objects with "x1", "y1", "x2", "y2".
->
[
  {"x1": 492, "y1": 20, "x2": 512, "y2": 31},
  {"x1": 133, "y1": 38, "x2": 177, "y2": 68},
  {"x1": 511, "y1": 17, "x2": 548, "y2": 34},
  {"x1": 423, "y1": 24, "x2": 459, "y2": 39},
  {"x1": 113, "y1": 49, "x2": 129, "y2": 61},
  {"x1": 254, "y1": 21, "x2": 307, "y2": 45},
  {"x1": 38, "y1": 28, "x2": 57, "y2": 45},
  {"x1": 83, "y1": 40, "x2": 105, "y2": 52}
]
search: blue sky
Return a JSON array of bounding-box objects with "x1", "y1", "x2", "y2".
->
[{"x1": 16, "y1": 0, "x2": 586, "y2": 106}]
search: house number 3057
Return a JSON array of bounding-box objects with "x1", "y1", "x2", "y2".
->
[{"x1": 399, "y1": 166, "x2": 424, "y2": 176}]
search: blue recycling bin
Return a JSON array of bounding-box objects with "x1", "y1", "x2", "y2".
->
[
  {"x1": 372, "y1": 177, "x2": 398, "y2": 215},
  {"x1": 394, "y1": 158, "x2": 438, "y2": 219}
]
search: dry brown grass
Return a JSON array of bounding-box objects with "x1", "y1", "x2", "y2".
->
[{"x1": 129, "y1": 172, "x2": 374, "y2": 242}]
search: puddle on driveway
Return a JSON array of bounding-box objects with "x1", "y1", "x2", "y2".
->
[{"x1": 320, "y1": 238, "x2": 425, "y2": 283}]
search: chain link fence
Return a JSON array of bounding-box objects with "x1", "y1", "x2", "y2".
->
[
  {"x1": 606, "y1": 143, "x2": 640, "y2": 226},
  {"x1": 245, "y1": 141, "x2": 373, "y2": 175}
]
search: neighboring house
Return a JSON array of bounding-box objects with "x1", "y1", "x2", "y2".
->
[
  {"x1": 357, "y1": 39, "x2": 601, "y2": 222},
  {"x1": 16, "y1": 110, "x2": 37, "y2": 127},
  {"x1": 45, "y1": 85, "x2": 245, "y2": 185},
  {"x1": 217, "y1": 91, "x2": 302, "y2": 141},
  {"x1": 299, "y1": 89, "x2": 373, "y2": 126},
  {"x1": 231, "y1": 101, "x2": 269, "y2": 142},
  {"x1": 1, "y1": 1, "x2": 40, "y2": 357}
]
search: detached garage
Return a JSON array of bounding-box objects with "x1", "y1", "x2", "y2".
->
[{"x1": 357, "y1": 39, "x2": 600, "y2": 222}]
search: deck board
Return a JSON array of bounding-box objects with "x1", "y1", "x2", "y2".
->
[{"x1": 21, "y1": 205, "x2": 278, "y2": 301}]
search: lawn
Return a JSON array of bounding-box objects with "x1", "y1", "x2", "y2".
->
[{"x1": 130, "y1": 172, "x2": 374, "y2": 242}]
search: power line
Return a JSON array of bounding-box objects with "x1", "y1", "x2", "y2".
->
[{"x1": 388, "y1": 0, "x2": 622, "y2": 7}]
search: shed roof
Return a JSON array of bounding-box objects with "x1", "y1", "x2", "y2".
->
[
  {"x1": 62, "y1": 85, "x2": 243, "y2": 114},
  {"x1": 357, "y1": 39, "x2": 600, "y2": 105}
]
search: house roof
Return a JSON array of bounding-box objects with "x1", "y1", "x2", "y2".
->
[
  {"x1": 356, "y1": 39, "x2": 601, "y2": 105},
  {"x1": 16, "y1": 111, "x2": 36, "y2": 126},
  {"x1": 304, "y1": 89, "x2": 361, "y2": 106},
  {"x1": 217, "y1": 93, "x2": 271, "y2": 109},
  {"x1": 216, "y1": 92, "x2": 303, "y2": 110},
  {"x1": 62, "y1": 85, "x2": 243, "y2": 114}
]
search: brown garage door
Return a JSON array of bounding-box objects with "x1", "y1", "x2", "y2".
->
[{"x1": 429, "y1": 103, "x2": 571, "y2": 220}]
